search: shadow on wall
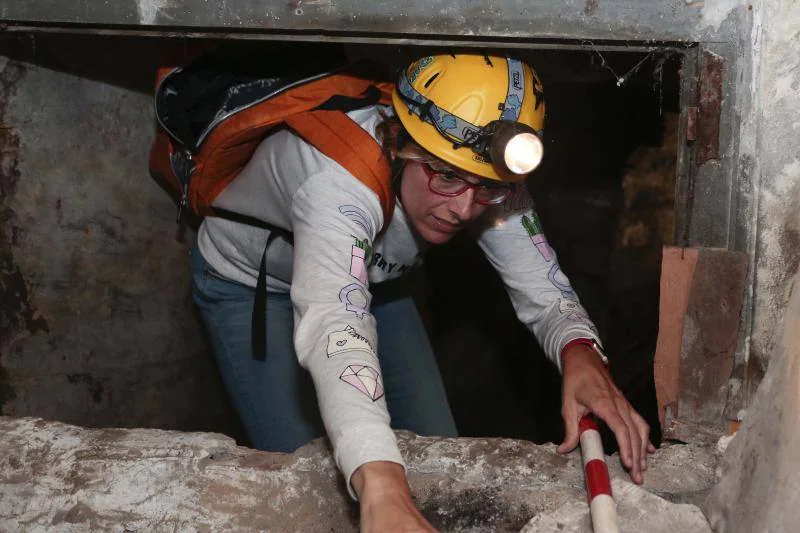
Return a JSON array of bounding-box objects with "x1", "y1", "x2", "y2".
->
[{"x1": 0, "y1": 33, "x2": 246, "y2": 442}]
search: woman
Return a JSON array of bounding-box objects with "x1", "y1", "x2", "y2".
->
[{"x1": 191, "y1": 54, "x2": 653, "y2": 531}]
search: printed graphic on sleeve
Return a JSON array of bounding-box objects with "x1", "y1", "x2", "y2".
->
[
  {"x1": 521, "y1": 213, "x2": 553, "y2": 262},
  {"x1": 559, "y1": 298, "x2": 587, "y2": 319},
  {"x1": 339, "y1": 283, "x2": 370, "y2": 319},
  {"x1": 339, "y1": 205, "x2": 375, "y2": 237},
  {"x1": 350, "y1": 237, "x2": 372, "y2": 285},
  {"x1": 327, "y1": 325, "x2": 376, "y2": 358},
  {"x1": 558, "y1": 298, "x2": 597, "y2": 332},
  {"x1": 548, "y1": 264, "x2": 577, "y2": 298},
  {"x1": 340, "y1": 364, "x2": 384, "y2": 401}
]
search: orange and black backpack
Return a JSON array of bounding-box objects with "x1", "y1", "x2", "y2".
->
[
  {"x1": 148, "y1": 45, "x2": 397, "y2": 360},
  {"x1": 148, "y1": 45, "x2": 396, "y2": 227}
]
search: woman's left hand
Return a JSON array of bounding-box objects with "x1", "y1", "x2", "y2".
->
[{"x1": 556, "y1": 344, "x2": 656, "y2": 484}]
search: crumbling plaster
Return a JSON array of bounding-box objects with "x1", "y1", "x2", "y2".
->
[
  {"x1": 705, "y1": 268, "x2": 800, "y2": 532},
  {"x1": 748, "y1": 0, "x2": 800, "y2": 369},
  {"x1": 703, "y1": 2, "x2": 800, "y2": 531}
]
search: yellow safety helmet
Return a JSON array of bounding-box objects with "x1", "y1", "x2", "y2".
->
[{"x1": 392, "y1": 54, "x2": 546, "y2": 183}]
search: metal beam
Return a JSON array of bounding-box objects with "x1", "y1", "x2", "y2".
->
[{"x1": 0, "y1": 0, "x2": 730, "y2": 44}]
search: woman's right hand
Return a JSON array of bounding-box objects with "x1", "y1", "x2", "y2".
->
[{"x1": 352, "y1": 461, "x2": 438, "y2": 533}]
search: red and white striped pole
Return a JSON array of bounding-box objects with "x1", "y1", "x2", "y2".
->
[{"x1": 579, "y1": 414, "x2": 619, "y2": 533}]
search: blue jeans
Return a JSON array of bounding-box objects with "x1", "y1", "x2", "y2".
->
[{"x1": 191, "y1": 244, "x2": 457, "y2": 452}]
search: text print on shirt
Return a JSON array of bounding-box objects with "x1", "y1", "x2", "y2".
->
[{"x1": 370, "y1": 252, "x2": 414, "y2": 275}]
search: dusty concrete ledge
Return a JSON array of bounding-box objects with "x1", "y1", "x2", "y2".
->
[{"x1": 0, "y1": 417, "x2": 716, "y2": 532}]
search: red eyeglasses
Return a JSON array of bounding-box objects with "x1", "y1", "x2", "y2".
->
[{"x1": 419, "y1": 162, "x2": 513, "y2": 206}]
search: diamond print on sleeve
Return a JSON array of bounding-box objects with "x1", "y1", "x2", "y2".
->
[{"x1": 339, "y1": 365, "x2": 385, "y2": 401}]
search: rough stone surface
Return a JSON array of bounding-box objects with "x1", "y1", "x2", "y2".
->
[
  {"x1": 521, "y1": 479, "x2": 710, "y2": 533},
  {"x1": 0, "y1": 417, "x2": 715, "y2": 533},
  {"x1": 748, "y1": 0, "x2": 800, "y2": 371},
  {"x1": 705, "y1": 271, "x2": 800, "y2": 532}
]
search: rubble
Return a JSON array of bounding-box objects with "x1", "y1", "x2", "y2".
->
[{"x1": 0, "y1": 417, "x2": 716, "y2": 532}]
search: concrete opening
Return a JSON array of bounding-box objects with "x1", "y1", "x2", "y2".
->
[
  {"x1": 1, "y1": 6, "x2": 799, "y2": 529},
  {"x1": 424, "y1": 47, "x2": 681, "y2": 451},
  {"x1": 0, "y1": 34, "x2": 684, "y2": 446}
]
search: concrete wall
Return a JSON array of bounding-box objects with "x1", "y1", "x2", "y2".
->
[
  {"x1": 0, "y1": 35, "x2": 240, "y2": 436},
  {"x1": 703, "y1": 1, "x2": 800, "y2": 531},
  {"x1": 747, "y1": 0, "x2": 800, "y2": 386}
]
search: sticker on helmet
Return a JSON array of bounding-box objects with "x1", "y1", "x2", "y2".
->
[
  {"x1": 340, "y1": 364, "x2": 384, "y2": 402},
  {"x1": 521, "y1": 213, "x2": 553, "y2": 262},
  {"x1": 327, "y1": 325, "x2": 376, "y2": 358}
]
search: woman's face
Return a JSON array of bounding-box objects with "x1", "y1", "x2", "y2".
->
[{"x1": 399, "y1": 160, "x2": 492, "y2": 245}]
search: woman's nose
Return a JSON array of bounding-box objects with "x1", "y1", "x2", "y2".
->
[{"x1": 448, "y1": 188, "x2": 477, "y2": 221}]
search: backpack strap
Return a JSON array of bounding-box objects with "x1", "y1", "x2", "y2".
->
[
  {"x1": 285, "y1": 109, "x2": 395, "y2": 228},
  {"x1": 252, "y1": 110, "x2": 395, "y2": 362}
]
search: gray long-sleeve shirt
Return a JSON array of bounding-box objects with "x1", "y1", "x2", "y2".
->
[{"x1": 197, "y1": 105, "x2": 600, "y2": 497}]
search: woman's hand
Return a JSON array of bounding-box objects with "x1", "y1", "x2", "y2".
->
[
  {"x1": 556, "y1": 345, "x2": 656, "y2": 484},
  {"x1": 352, "y1": 461, "x2": 438, "y2": 533}
]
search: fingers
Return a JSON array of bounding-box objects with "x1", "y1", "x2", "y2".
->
[
  {"x1": 615, "y1": 396, "x2": 643, "y2": 484},
  {"x1": 631, "y1": 411, "x2": 652, "y2": 472},
  {"x1": 591, "y1": 402, "x2": 635, "y2": 472},
  {"x1": 557, "y1": 401, "x2": 582, "y2": 454},
  {"x1": 560, "y1": 357, "x2": 655, "y2": 485},
  {"x1": 592, "y1": 395, "x2": 648, "y2": 484}
]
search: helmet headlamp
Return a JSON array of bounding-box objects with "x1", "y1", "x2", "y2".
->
[{"x1": 487, "y1": 121, "x2": 544, "y2": 176}]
